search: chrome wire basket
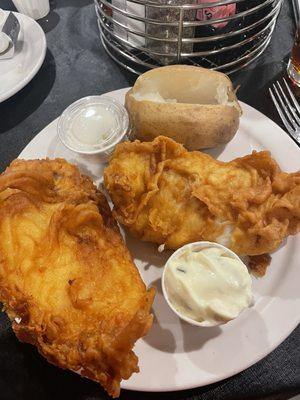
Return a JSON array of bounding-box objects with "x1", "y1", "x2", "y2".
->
[{"x1": 95, "y1": 0, "x2": 283, "y2": 75}]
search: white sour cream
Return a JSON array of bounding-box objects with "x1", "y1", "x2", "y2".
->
[
  {"x1": 68, "y1": 104, "x2": 117, "y2": 147},
  {"x1": 163, "y1": 245, "x2": 253, "y2": 326},
  {"x1": 133, "y1": 91, "x2": 177, "y2": 103},
  {"x1": 58, "y1": 96, "x2": 129, "y2": 155}
]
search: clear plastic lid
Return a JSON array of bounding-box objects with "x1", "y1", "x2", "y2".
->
[{"x1": 57, "y1": 96, "x2": 129, "y2": 155}]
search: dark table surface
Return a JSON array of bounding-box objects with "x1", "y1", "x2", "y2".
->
[{"x1": 0, "y1": 0, "x2": 299, "y2": 399}]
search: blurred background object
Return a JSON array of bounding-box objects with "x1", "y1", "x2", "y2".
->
[
  {"x1": 287, "y1": 0, "x2": 300, "y2": 85},
  {"x1": 11, "y1": 0, "x2": 50, "y2": 20}
]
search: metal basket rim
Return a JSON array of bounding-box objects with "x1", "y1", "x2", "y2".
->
[
  {"x1": 96, "y1": 0, "x2": 280, "y2": 43},
  {"x1": 96, "y1": 0, "x2": 264, "y2": 11},
  {"x1": 96, "y1": 0, "x2": 277, "y2": 27},
  {"x1": 100, "y1": 28, "x2": 273, "y2": 75},
  {"x1": 97, "y1": 11, "x2": 278, "y2": 58}
]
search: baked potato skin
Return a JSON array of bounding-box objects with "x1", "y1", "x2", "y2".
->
[
  {"x1": 125, "y1": 90, "x2": 240, "y2": 150},
  {"x1": 125, "y1": 65, "x2": 241, "y2": 150}
]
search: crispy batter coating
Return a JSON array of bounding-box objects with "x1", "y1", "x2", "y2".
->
[
  {"x1": 104, "y1": 136, "x2": 300, "y2": 274},
  {"x1": 0, "y1": 158, "x2": 154, "y2": 398}
]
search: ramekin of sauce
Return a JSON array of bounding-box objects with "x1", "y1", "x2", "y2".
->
[
  {"x1": 57, "y1": 96, "x2": 129, "y2": 154},
  {"x1": 162, "y1": 242, "x2": 253, "y2": 327}
]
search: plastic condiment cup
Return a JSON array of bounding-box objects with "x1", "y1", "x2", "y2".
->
[
  {"x1": 57, "y1": 96, "x2": 129, "y2": 155},
  {"x1": 161, "y1": 241, "x2": 250, "y2": 327}
]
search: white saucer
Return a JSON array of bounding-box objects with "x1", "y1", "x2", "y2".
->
[{"x1": 0, "y1": 11, "x2": 46, "y2": 103}]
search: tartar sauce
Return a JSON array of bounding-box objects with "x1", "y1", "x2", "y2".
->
[{"x1": 163, "y1": 245, "x2": 253, "y2": 326}]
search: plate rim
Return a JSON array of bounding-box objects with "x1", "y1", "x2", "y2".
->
[
  {"x1": 0, "y1": 11, "x2": 47, "y2": 103},
  {"x1": 19, "y1": 87, "x2": 300, "y2": 157},
  {"x1": 18, "y1": 87, "x2": 300, "y2": 393}
]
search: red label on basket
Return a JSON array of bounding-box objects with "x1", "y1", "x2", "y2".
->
[{"x1": 197, "y1": 0, "x2": 236, "y2": 29}]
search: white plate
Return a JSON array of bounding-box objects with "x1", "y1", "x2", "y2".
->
[
  {"x1": 19, "y1": 88, "x2": 300, "y2": 392},
  {"x1": 0, "y1": 11, "x2": 46, "y2": 103}
]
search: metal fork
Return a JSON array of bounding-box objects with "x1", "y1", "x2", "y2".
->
[{"x1": 269, "y1": 78, "x2": 300, "y2": 144}]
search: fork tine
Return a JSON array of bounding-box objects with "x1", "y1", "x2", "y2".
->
[
  {"x1": 269, "y1": 87, "x2": 294, "y2": 134},
  {"x1": 272, "y1": 83, "x2": 299, "y2": 129},
  {"x1": 283, "y1": 77, "x2": 300, "y2": 115},
  {"x1": 276, "y1": 81, "x2": 300, "y2": 126}
]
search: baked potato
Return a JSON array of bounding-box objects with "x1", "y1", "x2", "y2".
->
[{"x1": 125, "y1": 65, "x2": 242, "y2": 150}]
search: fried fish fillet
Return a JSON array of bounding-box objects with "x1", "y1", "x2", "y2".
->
[
  {"x1": 104, "y1": 136, "x2": 300, "y2": 275},
  {"x1": 0, "y1": 159, "x2": 154, "y2": 398}
]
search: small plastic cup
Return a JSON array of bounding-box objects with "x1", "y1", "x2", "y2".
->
[
  {"x1": 162, "y1": 241, "x2": 251, "y2": 327},
  {"x1": 57, "y1": 96, "x2": 129, "y2": 155}
]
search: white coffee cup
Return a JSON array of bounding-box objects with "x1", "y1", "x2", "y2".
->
[{"x1": 11, "y1": 0, "x2": 50, "y2": 20}]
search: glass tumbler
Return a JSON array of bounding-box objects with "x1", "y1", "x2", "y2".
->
[{"x1": 287, "y1": 26, "x2": 300, "y2": 86}]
